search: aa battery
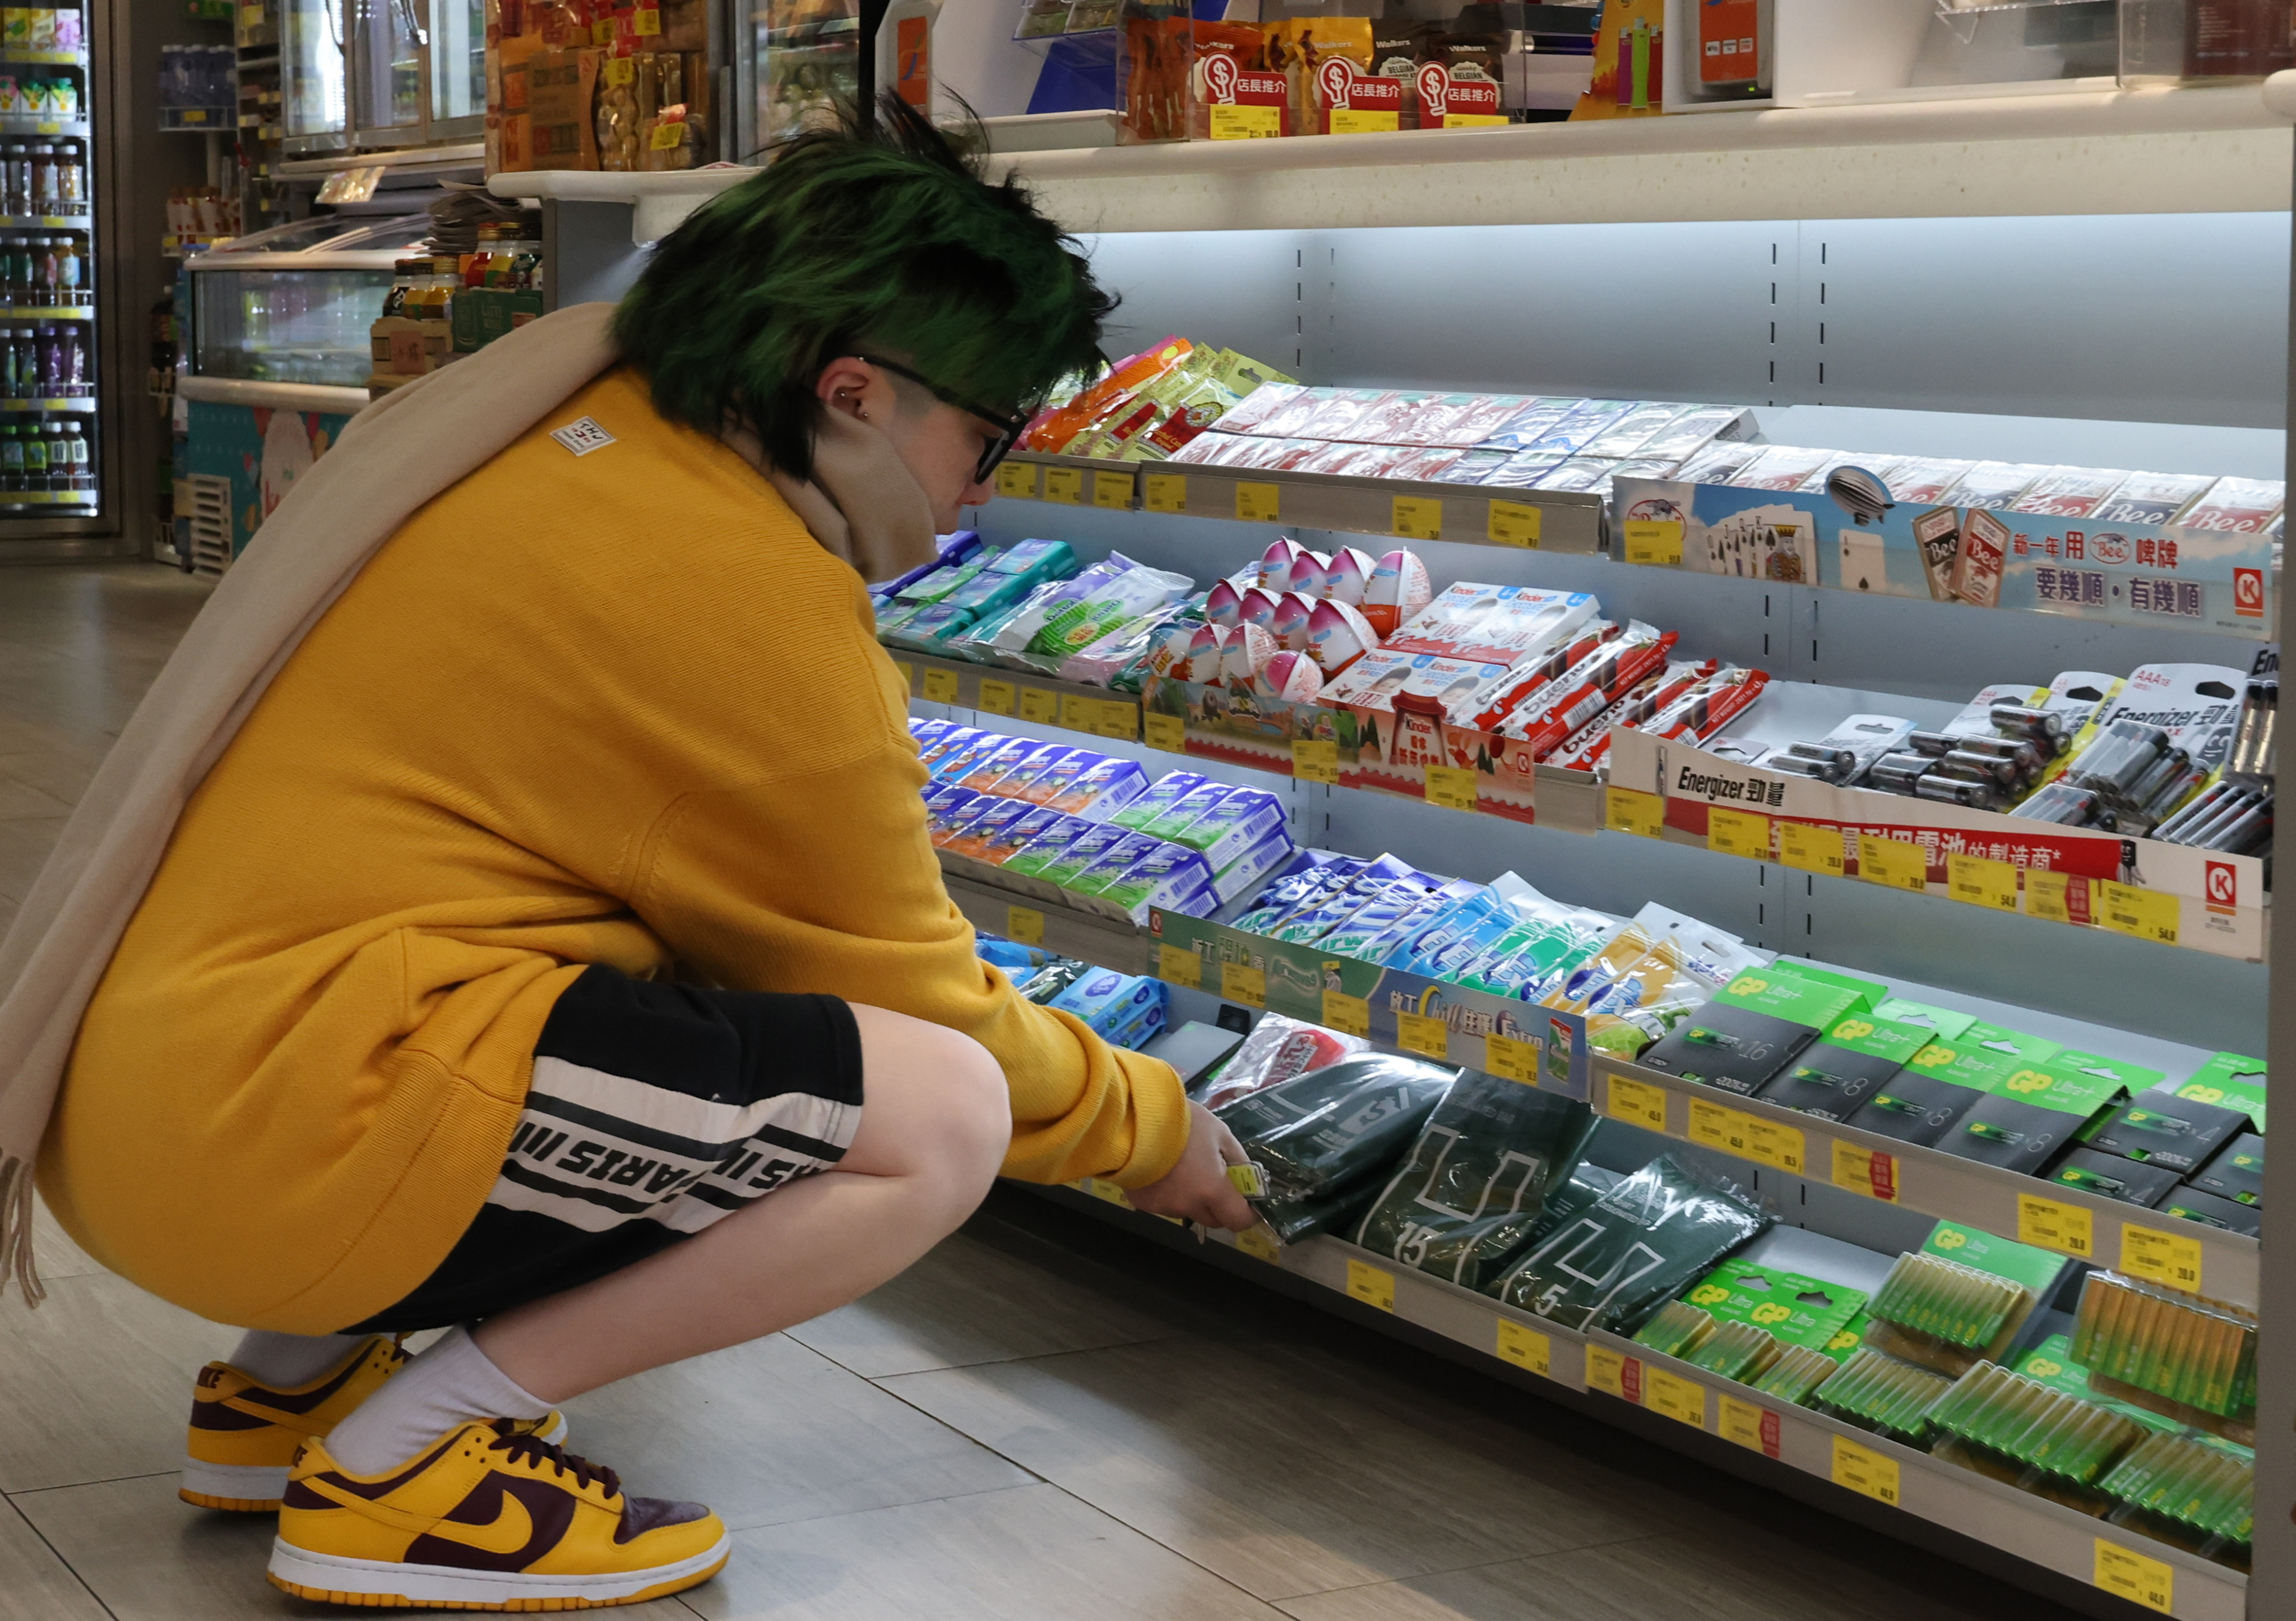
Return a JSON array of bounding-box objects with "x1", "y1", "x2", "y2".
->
[
  {"x1": 1936, "y1": 749, "x2": 2022, "y2": 790},
  {"x1": 1951, "y1": 732, "x2": 2045, "y2": 778},
  {"x1": 2205, "y1": 798, "x2": 2273, "y2": 854},
  {"x1": 1906, "y1": 729, "x2": 1956, "y2": 757},
  {"x1": 2120, "y1": 747, "x2": 2190, "y2": 812},
  {"x1": 1916, "y1": 773, "x2": 1998, "y2": 809},
  {"x1": 1991, "y1": 701, "x2": 2067, "y2": 742},
  {"x1": 2010, "y1": 781, "x2": 2100, "y2": 826},
  {"x1": 1784, "y1": 740, "x2": 1857, "y2": 781},
  {"x1": 2154, "y1": 780, "x2": 2242, "y2": 843},
  {"x1": 2069, "y1": 721, "x2": 2172, "y2": 797}
]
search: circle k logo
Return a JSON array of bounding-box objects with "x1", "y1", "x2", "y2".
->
[
  {"x1": 2234, "y1": 567, "x2": 2264, "y2": 615},
  {"x1": 2206, "y1": 859, "x2": 2237, "y2": 909}
]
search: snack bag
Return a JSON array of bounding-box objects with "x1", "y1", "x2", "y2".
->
[
  {"x1": 1193, "y1": 20, "x2": 1288, "y2": 140},
  {"x1": 1415, "y1": 30, "x2": 1508, "y2": 128},
  {"x1": 1196, "y1": 1012, "x2": 1368, "y2": 1109}
]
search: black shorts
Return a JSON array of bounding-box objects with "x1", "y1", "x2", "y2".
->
[{"x1": 342, "y1": 964, "x2": 865, "y2": 1333}]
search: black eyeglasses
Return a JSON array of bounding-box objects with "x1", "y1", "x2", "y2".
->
[{"x1": 851, "y1": 354, "x2": 1034, "y2": 485}]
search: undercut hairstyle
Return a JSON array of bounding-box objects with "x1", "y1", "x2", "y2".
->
[{"x1": 613, "y1": 95, "x2": 1115, "y2": 481}]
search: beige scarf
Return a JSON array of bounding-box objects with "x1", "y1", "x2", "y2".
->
[{"x1": 0, "y1": 300, "x2": 936, "y2": 1305}]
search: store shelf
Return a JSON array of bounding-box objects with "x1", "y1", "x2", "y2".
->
[
  {"x1": 999, "y1": 450, "x2": 1605, "y2": 555},
  {"x1": 892, "y1": 648, "x2": 1144, "y2": 742},
  {"x1": 1035, "y1": 1186, "x2": 2247, "y2": 1621},
  {"x1": 0, "y1": 48, "x2": 85, "y2": 66},
  {"x1": 0, "y1": 214, "x2": 86, "y2": 229},
  {"x1": 0, "y1": 489, "x2": 93, "y2": 504},
  {"x1": 0, "y1": 396, "x2": 91, "y2": 410},
  {"x1": 158, "y1": 107, "x2": 232, "y2": 131},
  {"x1": 0, "y1": 118, "x2": 85, "y2": 137},
  {"x1": 990, "y1": 84, "x2": 2292, "y2": 234},
  {"x1": 0, "y1": 306, "x2": 91, "y2": 318},
  {"x1": 487, "y1": 167, "x2": 752, "y2": 244}
]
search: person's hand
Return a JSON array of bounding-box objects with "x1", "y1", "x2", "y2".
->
[{"x1": 1124, "y1": 1101, "x2": 1259, "y2": 1232}]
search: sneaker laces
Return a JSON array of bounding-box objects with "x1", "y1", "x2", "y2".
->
[{"x1": 485, "y1": 1419, "x2": 622, "y2": 1499}]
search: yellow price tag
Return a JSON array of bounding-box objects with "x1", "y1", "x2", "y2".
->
[
  {"x1": 1345, "y1": 1259, "x2": 1395, "y2": 1313},
  {"x1": 1484, "y1": 1031, "x2": 1540, "y2": 1086},
  {"x1": 1831, "y1": 1435, "x2": 1900, "y2": 1505},
  {"x1": 1234, "y1": 481, "x2": 1280, "y2": 523},
  {"x1": 978, "y1": 678, "x2": 1017, "y2": 717},
  {"x1": 603, "y1": 55, "x2": 636, "y2": 84},
  {"x1": 1042, "y1": 467, "x2": 1085, "y2": 505},
  {"x1": 1321, "y1": 990, "x2": 1370, "y2": 1037},
  {"x1": 1390, "y1": 494, "x2": 1442, "y2": 541},
  {"x1": 1831, "y1": 1139, "x2": 1900, "y2": 1203},
  {"x1": 1396, "y1": 1010, "x2": 1450, "y2": 1060},
  {"x1": 1156, "y1": 943, "x2": 1202, "y2": 990},
  {"x1": 1487, "y1": 498, "x2": 1541, "y2": 548},
  {"x1": 2099, "y1": 881, "x2": 2179, "y2": 946},
  {"x1": 1857, "y1": 834, "x2": 1929, "y2": 893},
  {"x1": 1005, "y1": 906, "x2": 1044, "y2": 945},
  {"x1": 647, "y1": 119, "x2": 687, "y2": 152},
  {"x1": 1424, "y1": 764, "x2": 1480, "y2": 811},
  {"x1": 1292, "y1": 738, "x2": 1340, "y2": 783},
  {"x1": 1143, "y1": 472, "x2": 1186, "y2": 514},
  {"x1": 1017, "y1": 687, "x2": 1059, "y2": 726},
  {"x1": 1091, "y1": 470, "x2": 1133, "y2": 510},
  {"x1": 1777, "y1": 821, "x2": 1845, "y2": 878},
  {"x1": 2025, "y1": 869, "x2": 2073, "y2": 923},
  {"x1": 1057, "y1": 695, "x2": 1090, "y2": 732},
  {"x1": 1605, "y1": 787, "x2": 1665, "y2": 838},
  {"x1": 893, "y1": 661, "x2": 915, "y2": 690},
  {"x1": 2121, "y1": 1224, "x2": 2204, "y2": 1293},
  {"x1": 1720, "y1": 1396, "x2": 1776, "y2": 1456},
  {"x1": 2094, "y1": 1543, "x2": 2174, "y2": 1614},
  {"x1": 1645, "y1": 1368, "x2": 1706, "y2": 1429},
  {"x1": 1945, "y1": 852, "x2": 2019, "y2": 913},
  {"x1": 1219, "y1": 962, "x2": 1267, "y2": 1008},
  {"x1": 1494, "y1": 1319, "x2": 1550, "y2": 1377},
  {"x1": 1605, "y1": 1073, "x2": 1669, "y2": 1132},
  {"x1": 1706, "y1": 806, "x2": 1771, "y2": 861},
  {"x1": 920, "y1": 667, "x2": 961, "y2": 704},
  {"x1": 1093, "y1": 700, "x2": 1139, "y2": 741},
  {"x1": 2019, "y1": 1193, "x2": 2095, "y2": 1258},
  {"x1": 993, "y1": 461, "x2": 1038, "y2": 500},
  {"x1": 1622, "y1": 519, "x2": 1684, "y2": 566},
  {"x1": 1235, "y1": 1226, "x2": 1280, "y2": 1262},
  {"x1": 632, "y1": 3, "x2": 661, "y2": 31},
  {"x1": 1144, "y1": 712, "x2": 1187, "y2": 753},
  {"x1": 1585, "y1": 1344, "x2": 1629, "y2": 1400},
  {"x1": 1687, "y1": 1098, "x2": 1805, "y2": 1174}
]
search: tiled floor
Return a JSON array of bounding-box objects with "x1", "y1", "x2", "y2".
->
[{"x1": 0, "y1": 562, "x2": 2094, "y2": 1620}]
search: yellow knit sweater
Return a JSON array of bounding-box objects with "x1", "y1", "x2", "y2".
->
[{"x1": 40, "y1": 367, "x2": 1188, "y2": 1333}]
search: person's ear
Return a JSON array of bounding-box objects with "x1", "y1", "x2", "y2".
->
[{"x1": 816, "y1": 357, "x2": 877, "y2": 421}]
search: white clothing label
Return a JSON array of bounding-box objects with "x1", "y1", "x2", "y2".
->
[{"x1": 550, "y1": 417, "x2": 617, "y2": 456}]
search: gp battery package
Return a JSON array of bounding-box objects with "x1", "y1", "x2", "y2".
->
[
  {"x1": 1757, "y1": 1006, "x2": 1938, "y2": 1121},
  {"x1": 2175, "y1": 1051, "x2": 2266, "y2": 1132},
  {"x1": 2191, "y1": 1132, "x2": 2263, "y2": 1207},
  {"x1": 1215, "y1": 1053, "x2": 1459, "y2": 1241},
  {"x1": 2087, "y1": 1084, "x2": 2248, "y2": 1174},
  {"x1": 2159, "y1": 1188, "x2": 2263, "y2": 1236},
  {"x1": 2072, "y1": 1269, "x2": 2257, "y2": 1439},
  {"x1": 2049, "y1": 1147, "x2": 2183, "y2": 1208},
  {"x1": 1638, "y1": 1260, "x2": 1868, "y2": 1383},
  {"x1": 1635, "y1": 960, "x2": 1883, "y2": 1096},
  {"x1": 1862, "y1": 1218, "x2": 2068, "y2": 1377},
  {"x1": 1942, "y1": 1056, "x2": 2130, "y2": 1176},
  {"x1": 1353, "y1": 1071, "x2": 1599, "y2": 1290},
  {"x1": 1850, "y1": 1023, "x2": 2059, "y2": 1148},
  {"x1": 1492, "y1": 1154, "x2": 1770, "y2": 1333}
]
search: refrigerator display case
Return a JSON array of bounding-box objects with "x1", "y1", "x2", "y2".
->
[
  {"x1": 745, "y1": 0, "x2": 860, "y2": 153},
  {"x1": 281, "y1": 0, "x2": 349, "y2": 154},
  {"x1": 309, "y1": 0, "x2": 484, "y2": 150}
]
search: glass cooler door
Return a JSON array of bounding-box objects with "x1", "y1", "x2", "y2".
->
[{"x1": 282, "y1": 0, "x2": 350, "y2": 154}]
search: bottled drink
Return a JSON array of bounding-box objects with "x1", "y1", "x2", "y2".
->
[
  {"x1": 30, "y1": 145, "x2": 58, "y2": 215},
  {"x1": 54, "y1": 140, "x2": 81, "y2": 213},
  {"x1": 2, "y1": 144, "x2": 24, "y2": 216},
  {"x1": 45, "y1": 417, "x2": 68, "y2": 491},
  {"x1": 16, "y1": 327, "x2": 38, "y2": 398},
  {"x1": 54, "y1": 232, "x2": 77, "y2": 301},
  {"x1": 34, "y1": 324, "x2": 58, "y2": 394},
  {"x1": 66, "y1": 417, "x2": 86, "y2": 489},
  {"x1": 379, "y1": 259, "x2": 417, "y2": 318},
  {"x1": 1, "y1": 424, "x2": 22, "y2": 492},
  {"x1": 57, "y1": 321, "x2": 82, "y2": 394},
  {"x1": 31, "y1": 236, "x2": 55, "y2": 302},
  {"x1": 22, "y1": 415, "x2": 48, "y2": 489}
]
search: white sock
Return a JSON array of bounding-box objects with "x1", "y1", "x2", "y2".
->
[
  {"x1": 228, "y1": 1330, "x2": 369, "y2": 1390},
  {"x1": 323, "y1": 1326, "x2": 552, "y2": 1475}
]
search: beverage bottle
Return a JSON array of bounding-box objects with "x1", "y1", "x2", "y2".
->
[
  {"x1": 54, "y1": 230, "x2": 76, "y2": 300},
  {"x1": 66, "y1": 416, "x2": 85, "y2": 488},
  {"x1": 0, "y1": 424, "x2": 20, "y2": 492},
  {"x1": 8, "y1": 235, "x2": 31, "y2": 299},
  {"x1": 45, "y1": 417, "x2": 67, "y2": 491},
  {"x1": 34, "y1": 324, "x2": 58, "y2": 394},
  {"x1": 17, "y1": 326, "x2": 38, "y2": 397},
  {"x1": 31, "y1": 144, "x2": 58, "y2": 215},
  {"x1": 59, "y1": 321, "x2": 81, "y2": 392},
  {"x1": 2, "y1": 142, "x2": 24, "y2": 216},
  {"x1": 54, "y1": 140, "x2": 80, "y2": 213},
  {"x1": 379, "y1": 258, "x2": 415, "y2": 317},
  {"x1": 31, "y1": 235, "x2": 54, "y2": 301},
  {"x1": 22, "y1": 414, "x2": 48, "y2": 490}
]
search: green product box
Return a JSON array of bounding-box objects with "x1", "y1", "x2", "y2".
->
[
  {"x1": 2159, "y1": 1187, "x2": 2262, "y2": 1236},
  {"x1": 2191, "y1": 1132, "x2": 2263, "y2": 1207},
  {"x1": 1921, "y1": 1217, "x2": 2070, "y2": 1299},
  {"x1": 1872, "y1": 997, "x2": 1978, "y2": 1042},
  {"x1": 1823, "y1": 1310, "x2": 1871, "y2": 1361},
  {"x1": 451, "y1": 288, "x2": 548, "y2": 354},
  {"x1": 1636, "y1": 963, "x2": 1883, "y2": 1097},
  {"x1": 2049, "y1": 1147, "x2": 2182, "y2": 1207},
  {"x1": 2174, "y1": 1051, "x2": 2266, "y2": 1133},
  {"x1": 1943, "y1": 1055, "x2": 2130, "y2": 1175},
  {"x1": 1682, "y1": 1260, "x2": 1868, "y2": 1352},
  {"x1": 1757, "y1": 1009, "x2": 1934, "y2": 1122},
  {"x1": 1848, "y1": 1023, "x2": 2057, "y2": 1149},
  {"x1": 1111, "y1": 772, "x2": 1207, "y2": 833},
  {"x1": 2086, "y1": 1085, "x2": 2249, "y2": 1174}
]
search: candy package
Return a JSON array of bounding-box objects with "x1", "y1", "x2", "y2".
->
[{"x1": 1195, "y1": 1012, "x2": 1368, "y2": 1109}]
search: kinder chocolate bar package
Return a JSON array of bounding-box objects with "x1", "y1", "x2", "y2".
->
[
  {"x1": 2179, "y1": 475, "x2": 2284, "y2": 533},
  {"x1": 1387, "y1": 583, "x2": 1600, "y2": 666},
  {"x1": 1940, "y1": 460, "x2": 2049, "y2": 511},
  {"x1": 1455, "y1": 622, "x2": 1618, "y2": 731},
  {"x1": 1848, "y1": 1023, "x2": 2059, "y2": 1148},
  {"x1": 1499, "y1": 626, "x2": 1677, "y2": 759},
  {"x1": 1475, "y1": 397, "x2": 1585, "y2": 452},
  {"x1": 1758, "y1": 1007, "x2": 1938, "y2": 1121},
  {"x1": 1636, "y1": 666, "x2": 1770, "y2": 746},
  {"x1": 2010, "y1": 466, "x2": 2130, "y2": 519},
  {"x1": 2094, "y1": 469, "x2": 2215, "y2": 526}
]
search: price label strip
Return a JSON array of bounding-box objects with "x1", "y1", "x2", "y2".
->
[
  {"x1": 1042, "y1": 466, "x2": 1085, "y2": 506},
  {"x1": 1687, "y1": 1098, "x2": 1804, "y2": 1174},
  {"x1": 1293, "y1": 738, "x2": 1340, "y2": 783},
  {"x1": 920, "y1": 667, "x2": 961, "y2": 704},
  {"x1": 2120, "y1": 1223, "x2": 2204, "y2": 1293},
  {"x1": 1605, "y1": 787, "x2": 1665, "y2": 839},
  {"x1": 2093, "y1": 1541, "x2": 2174, "y2": 1615},
  {"x1": 1091, "y1": 470, "x2": 1134, "y2": 510},
  {"x1": 1220, "y1": 962, "x2": 1267, "y2": 1009},
  {"x1": 977, "y1": 678, "x2": 1017, "y2": 717},
  {"x1": 1621, "y1": 519, "x2": 1683, "y2": 566},
  {"x1": 1424, "y1": 763, "x2": 1480, "y2": 811},
  {"x1": 1484, "y1": 1031, "x2": 1539, "y2": 1086},
  {"x1": 2099, "y1": 881, "x2": 2179, "y2": 946},
  {"x1": 1396, "y1": 1009, "x2": 1449, "y2": 1060},
  {"x1": 1234, "y1": 481, "x2": 1280, "y2": 523},
  {"x1": 1144, "y1": 712, "x2": 1188, "y2": 753},
  {"x1": 1234, "y1": 1226, "x2": 1280, "y2": 1262},
  {"x1": 1831, "y1": 1140, "x2": 1900, "y2": 1203},
  {"x1": 1321, "y1": 990, "x2": 1370, "y2": 1037},
  {"x1": 2018, "y1": 1194, "x2": 2095, "y2": 1258},
  {"x1": 1605, "y1": 1073, "x2": 1668, "y2": 1132},
  {"x1": 1018, "y1": 688, "x2": 1059, "y2": 726},
  {"x1": 1857, "y1": 833, "x2": 1929, "y2": 894},
  {"x1": 1946, "y1": 851, "x2": 2019, "y2": 913},
  {"x1": 1706, "y1": 806, "x2": 1771, "y2": 861},
  {"x1": 1487, "y1": 498, "x2": 1540, "y2": 549},
  {"x1": 1143, "y1": 472, "x2": 1186, "y2": 515},
  {"x1": 1345, "y1": 1259, "x2": 1395, "y2": 1313},
  {"x1": 1494, "y1": 1319, "x2": 1550, "y2": 1377},
  {"x1": 1156, "y1": 943, "x2": 1203, "y2": 990},
  {"x1": 1004, "y1": 906, "x2": 1044, "y2": 946},
  {"x1": 1831, "y1": 1435, "x2": 1900, "y2": 1505},
  {"x1": 1720, "y1": 1396, "x2": 1781, "y2": 1457},
  {"x1": 1391, "y1": 494, "x2": 1442, "y2": 541},
  {"x1": 1644, "y1": 1368, "x2": 1706, "y2": 1429},
  {"x1": 1777, "y1": 821, "x2": 1845, "y2": 878}
]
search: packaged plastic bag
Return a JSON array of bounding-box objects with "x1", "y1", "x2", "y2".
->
[
  {"x1": 1195, "y1": 1012, "x2": 1369, "y2": 1109},
  {"x1": 1217, "y1": 1053, "x2": 1458, "y2": 1240}
]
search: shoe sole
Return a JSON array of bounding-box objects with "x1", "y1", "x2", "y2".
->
[
  {"x1": 183, "y1": 1416, "x2": 569, "y2": 1514},
  {"x1": 265, "y1": 1534, "x2": 730, "y2": 1610}
]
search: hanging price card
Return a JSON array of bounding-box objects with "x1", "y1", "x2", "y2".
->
[
  {"x1": 1058, "y1": 695, "x2": 1091, "y2": 732},
  {"x1": 1605, "y1": 787, "x2": 1665, "y2": 838},
  {"x1": 977, "y1": 678, "x2": 1017, "y2": 717},
  {"x1": 1494, "y1": 1319, "x2": 1550, "y2": 1377},
  {"x1": 1605, "y1": 1073, "x2": 1668, "y2": 1131},
  {"x1": 920, "y1": 667, "x2": 961, "y2": 704},
  {"x1": 1424, "y1": 764, "x2": 1480, "y2": 811},
  {"x1": 1706, "y1": 807, "x2": 1771, "y2": 861},
  {"x1": 1721, "y1": 1397, "x2": 1781, "y2": 1457},
  {"x1": 1235, "y1": 1226, "x2": 1280, "y2": 1262},
  {"x1": 1156, "y1": 943, "x2": 1202, "y2": 990},
  {"x1": 1857, "y1": 834, "x2": 1929, "y2": 893},
  {"x1": 1831, "y1": 1140, "x2": 1900, "y2": 1203},
  {"x1": 1621, "y1": 519, "x2": 1684, "y2": 566},
  {"x1": 1093, "y1": 701, "x2": 1139, "y2": 741},
  {"x1": 1017, "y1": 687, "x2": 1059, "y2": 726},
  {"x1": 1484, "y1": 1032, "x2": 1540, "y2": 1086},
  {"x1": 1004, "y1": 906, "x2": 1044, "y2": 946},
  {"x1": 1220, "y1": 962, "x2": 1267, "y2": 1008},
  {"x1": 2025, "y1": 869, "x2": 2073, "y2": 923},
  {"x1": 1345, "y1": 1259, "x2": 1395, "y2": 1313},
  {"x1": 1487, "y1": 498, "x2": 1541, "y2": 548},
  {"x1": 2121, "y1": 1224, "x2": 2204, "y2": 1293},
  {"x1": 1042, "y1": 467, "x2": 1085, "y2": 505},
  {"x1": 1143, "y1": 473, "x2": 1186, "y2": 514},
  {"x1": 1144, "y1": 712, "x2": 1187, "y2": 753},
  {"x1": 2099, "y1": 881, "x2": 2179, "y2": 946},
  {"x1": 1585, "y1": 1344, "x2": 1630, "y2": 1400},
  {"x1": 1947, "y1": 852, "x2": 2020, "y2": 913},
  {"x1": 2018, "y1": 1194, "x2": 2095, "y2": 1258},
  {"x1": 1831, "y1": 1436, "x2": 1900, "y2": 1505},
  {"x1": 1645, "y1": 1368, "x2": 1707, "y2": 1429},
  {"x1": 1396, "y1": 1010, "x2": 1450, "y2": 1060},
  {"x1": 1092, "y1": 470, "x2": 1134, "y2": 509},
  {"x1": 1390, "y1": 495, "x2": 1442, "y2": 541},
  {"x1": 1321, "y1": 990, "x2": 1370, "y2": 1037},
  {"x1": 1777, "y1": 821, "x2": 1845, "y2": 878},
  {"x1": 993, "y1": 461, "x2": 1038, "y2": 500},
  {"x1": 1688, "y1": 1099, "x2": 1804, "y2": 1174},
  {"x1": 1293, "y1": 738, "x2": 1340, "y2": 782},
  {"x1": 1234, "y1": 482, "x2": 1280, "y2": 522},
  {"x1": 2094, "y1": 1543, "x2": 2174, "y2": 1614}
]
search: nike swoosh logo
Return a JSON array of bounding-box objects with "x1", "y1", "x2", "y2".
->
[
  {"x1": 405, "y1": 1475, "x2": 579, "y2": 1573},
  {"x1": 420, "y1": 1489, "x2": 534, "y2": 1557}
]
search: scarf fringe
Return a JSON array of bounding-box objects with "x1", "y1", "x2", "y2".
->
[{"x1": 0, "y1": 1156, "x2": 45, "y2": 1308}]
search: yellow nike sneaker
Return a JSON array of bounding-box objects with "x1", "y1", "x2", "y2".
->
[{"x1": 267, "y1": 1419, "x2": 729, "y2": 1611}]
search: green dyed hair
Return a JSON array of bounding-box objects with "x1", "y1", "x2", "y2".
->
[{"x1": 613, "y1": 95, "x2": 1114, "y2": 481}]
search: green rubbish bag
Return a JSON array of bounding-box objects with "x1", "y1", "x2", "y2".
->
[{"x1": 1218, "y1": 1052, "x2": 1459, "y2": 1241}]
